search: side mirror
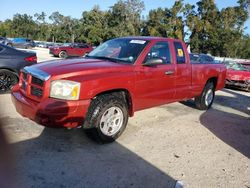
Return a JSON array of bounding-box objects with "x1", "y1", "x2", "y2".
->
[{"x1": 144, "y1": 58, "x2": 163, "y2": 66}]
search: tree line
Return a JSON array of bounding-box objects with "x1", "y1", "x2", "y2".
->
[{"x1": 0, "y1": 0, "x2": 250, "y2": 58}]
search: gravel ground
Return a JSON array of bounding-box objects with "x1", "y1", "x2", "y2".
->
[{"x1": 0, "y1": 48, "x2": 249, "y2": 188}]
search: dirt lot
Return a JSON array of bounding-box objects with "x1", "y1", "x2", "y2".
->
[{"x1": 0, "y1": 48, "x2": 249, "y2": 188}]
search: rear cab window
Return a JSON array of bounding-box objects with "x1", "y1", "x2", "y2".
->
[{"x1": 174, "y1": 42, "x2": 186, "y2": 64}]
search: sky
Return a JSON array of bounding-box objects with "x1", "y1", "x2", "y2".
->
[{"x1": 0, "y1": 0, "x2": 249, "y2": 34}]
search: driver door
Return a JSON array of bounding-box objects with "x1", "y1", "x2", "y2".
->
[{"x1": 135, "y1": 41, "x2": 176, "y2": 111}]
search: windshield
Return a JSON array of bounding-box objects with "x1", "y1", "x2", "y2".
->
[
  {"x1": 87, "y1": 38, "x2": 148, "y2": 64},
  {"x1": 225, "y1": 61, "x2": 247, "y2": 71}
]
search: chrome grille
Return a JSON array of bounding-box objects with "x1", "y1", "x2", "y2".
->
[
  {"x1": 31, "y1": 76, "x2": 44, "y2": 86},
  {"x1": 20, "y1": 67, "x2": 50, "y2": 100},
  {"x1": 31, "y1": 86, "x2": 43, "y2": 97},
  {"x1": 21, "y1": 81, "x2": 27, "y2": 91},
  {"x1": 23, "y1": 72, "x2": 28, "y2": 81}
]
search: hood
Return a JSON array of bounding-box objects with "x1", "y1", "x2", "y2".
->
[
  {"x1": 31, "y1": 58, "x2": 132, "y2": 78},
  {"x1": 227, "y1": 69, "x2": 250, "y2": 81}
]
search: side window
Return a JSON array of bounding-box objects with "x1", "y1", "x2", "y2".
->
[
  {"x1": 146, "y1": 42, "x2": 171, "y2": 64},
  {"x1": 174, "y1": 42, "x2": 186, "y2": 64},
  {"x1": 79, "y1": 44, "x2": 89, "y2": 48},
  {"x1": 206, "y1": 56, "x2": 214, "y2": 63}
]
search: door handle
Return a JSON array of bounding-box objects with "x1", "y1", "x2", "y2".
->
[{"x1": 165, "y1": 70, "x2": 174, "y2": 75}]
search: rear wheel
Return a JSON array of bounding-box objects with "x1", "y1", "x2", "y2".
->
[
  {"x1": 0, "y1": 70, "x2": 18, "y2": 93},
  {"x1": 83, "y1": 94, "x2": 128, "y2": 143},
  {"x1": 59, "y1": 51, "x2": 68, "y2": 58},
  {"x1": 195, "y1": 81, "x2": 215, "y2": 110},
  {"x1": 25, "y1": 45, "x2": 31, "y2": 49}
]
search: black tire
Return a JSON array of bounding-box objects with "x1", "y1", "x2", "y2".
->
[
  {"x1": 59, "y1": 51, "x2": 68, "y2": 58},
  {"x1": 7, "y1": 43, "x2": 13, "y2": 47},
  {"x1": 0, "y1": 70, "x2": 19, "y2": 94},
  {"x1": 25, "y1": 45, "x2": 31, "y2": 49},
  {"x1": 195, "y1": 81, "x2": 215, "y2": 110},
  {"x1": 83, "y1": 94, "x2": 128, "y2": 143}
]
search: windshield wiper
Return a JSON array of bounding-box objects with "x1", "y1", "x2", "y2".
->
[{"x1": 85, "y1": 55, "x2": 122, "y2": 63}]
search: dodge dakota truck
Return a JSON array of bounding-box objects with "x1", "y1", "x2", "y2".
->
[{"x1": 11, "y1": 37, "x2": 226, "y2": 142}]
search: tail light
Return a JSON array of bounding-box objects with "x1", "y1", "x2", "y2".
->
[{"x1": 25, "y1": 55, "x2": 37, "y2": 63}]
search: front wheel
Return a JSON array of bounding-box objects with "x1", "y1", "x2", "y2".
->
[
  {"x1": 0, "y1": 70, "x2": 18, "y2": 93},
  {"x1": 195, "y1": 81, "x2": 215, "y2": 110},
  {"x1": 83, "y1": 94, "x2": 128, "y2": 143}
]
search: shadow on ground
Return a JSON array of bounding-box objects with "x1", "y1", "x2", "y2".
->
[
  {"x1": 0, "y1": 96, "x2": 177, "y2": 188},
  {"x1": 200, "y1": 89, "x2": 250, "y2": 158},
  {"x1": 6, "y1": 126, "x2": 176, "y2": 188}
]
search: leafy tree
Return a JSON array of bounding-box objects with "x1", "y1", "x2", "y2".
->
[
  {"x1": 34, "y1": 12, "x2": 50, "y2": 41},
  {"x1": 11, "y1": 14, "x2": 36, "y2": 38},
  {"x1": 0, "y1": 0, "x2": 249, "y2": 59},
  {"x1": 107, "y1": 0, "x2": 144, "y2": 37},
  {"x1": 142, "y1": 0, "x2": 189, "y2": 40},
  {"x1": 79, "y1": 6, "x2": 108, "y2": 44},
  {"x1": 0, "y1": 19, "x2": 14, "y2": 37},
  {"x1": 49, "y1": 12, "x2": 78, "y2": 42}
]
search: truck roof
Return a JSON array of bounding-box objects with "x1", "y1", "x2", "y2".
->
[{"x1": 119, "y1": 36, "x2": 183, "y2": 42}]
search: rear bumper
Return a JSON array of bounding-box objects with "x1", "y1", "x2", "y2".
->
[{"x1": 11, "y1": 91, "x2": 91, "y2": 128}]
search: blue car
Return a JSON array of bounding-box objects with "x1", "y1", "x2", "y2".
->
[
  {"x1": 0, "y1": 37, "x2": 13, "y2": 47},
  {"x1": 12, "y1": 38, "x2": 36, "y2": 49}
]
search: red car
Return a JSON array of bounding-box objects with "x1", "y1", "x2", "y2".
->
[
  {"x1": 12, "y1": 37, "x2": 226, "y2": 142},
  {"x1": 224, "y1": 61, "x2": 250, "y2": 91},
  {"x1": 239, "y1": 61, "x2": 250, "y2": 69},
  {"x1": 49, "y1": 43, "x2": 93, "y2": 58}
]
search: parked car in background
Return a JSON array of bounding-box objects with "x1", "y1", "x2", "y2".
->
[
  {"x1": 36, "y1": 42, "x2": 48, "y2": 48},
  {"x1": 49, "y1": 43, "x2": 93, "y2": 58},
  {"x1": 0, "y1": 37, "x2": 13, "y2": 47},
  {"x1": 12, "y1": 38, "x2": 36, "y2": 49},
  {"x1": 190, "y1": 53, "x2": 215, "y2": 64},
  {"x1": 0, "y1": 44, "x2": 37, "y2": 93},
  {"x1": 12, "y1": 36, "x2": 226, "y2": 142},
  {"x1": 223, "y1": 61, "x2": 250, "y2": 91},
  {"x1": 239, "y1": 61, "x2": 250, "y2": 69}
]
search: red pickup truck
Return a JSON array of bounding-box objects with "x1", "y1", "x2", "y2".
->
[
  {"x1": 12, "y1": 37, "x2": 226, "y2": 142},
  {"x1": 49, "y1": 43, "x2": 93, "y2": 58}
]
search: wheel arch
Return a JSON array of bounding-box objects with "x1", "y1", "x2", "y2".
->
[
  {"x1": 206, "y1": 77, "x2": 218, "y2": 89},
  {"x1": 0, "y1": 68, "x2": 19, "y2": 77},
  {"x1": 94, "y1": 89, "x2": 134, "y2": 117}
]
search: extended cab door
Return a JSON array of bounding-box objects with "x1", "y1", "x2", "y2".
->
[
  {"x1": 70, "y1": 44, "x2": 79, "y2": 56},
  {"x1": 135, "y1": 41, "x2": 176, "y2": 110},
  {"x1": 173, "y1": 41, "x2": 192, "y2": 100}
]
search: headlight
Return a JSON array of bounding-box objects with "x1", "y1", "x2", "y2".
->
[{"x1": 50, "y1": 80, "x2": 80, "y2": 100}]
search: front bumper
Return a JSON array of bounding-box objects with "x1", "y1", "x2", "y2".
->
[
  {"x1": 11, "y1": 91, "x2": 91, "y2": 128},
  {"x1": 226, "y1": 80, "x2": 250, "y2": 91}
]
